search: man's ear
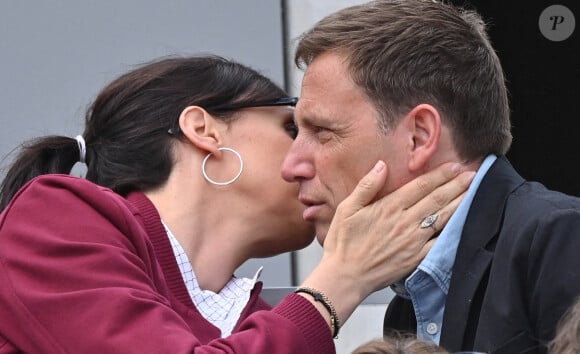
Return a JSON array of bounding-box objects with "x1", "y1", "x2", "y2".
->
[
  {"x1": 405, "y1": 104, "x2": 441, "y2": 172},
  {"x1": 178, "y1": 106, "x2": 222, "y2": 156}
]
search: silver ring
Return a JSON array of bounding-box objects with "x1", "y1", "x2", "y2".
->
[{"x1": 420, "y1": 214, "x2": 439, "y2": 229}]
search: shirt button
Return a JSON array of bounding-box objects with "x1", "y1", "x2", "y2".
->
[{"x1": 426, "y1": 322, "x2": 439, "y2": 335}]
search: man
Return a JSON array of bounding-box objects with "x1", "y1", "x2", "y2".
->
[{"x1": 281, "y1": 0, "x2": 580, "y2": 353}]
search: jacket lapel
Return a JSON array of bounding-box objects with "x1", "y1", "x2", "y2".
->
[{"x1": 440, "y1": 157, "x2": 524, "y2": 350}]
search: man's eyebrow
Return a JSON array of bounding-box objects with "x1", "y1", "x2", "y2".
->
[{"x1": 297, "y1": 111, "x2": 331, "y2": 126}]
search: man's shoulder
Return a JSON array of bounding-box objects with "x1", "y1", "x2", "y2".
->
[
  {"x1": 506, "y1": 180, "x2": 580, "y2": 217},
  {"x1": 486, "y1": 157, "x2": 580, "y2": 210}
]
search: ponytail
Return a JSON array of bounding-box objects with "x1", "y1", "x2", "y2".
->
[{"x1": 0, "y1": 136, "x2": 81, "y2": 211}]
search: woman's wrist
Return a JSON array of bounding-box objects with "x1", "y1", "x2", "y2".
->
[
  {"x1": 299, "y1": 259, "x2": 366, "y2": 329},
  {"x1": 295, "y1": 287, "x2": 340, "y2": 338}
]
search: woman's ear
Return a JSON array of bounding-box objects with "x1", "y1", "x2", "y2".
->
[
  {"x1": 406, "y1": 104, "x2": 441, "y2": 172},
  {"x1": 178, "y1": 106, "x2": 223, "y2": 156}
]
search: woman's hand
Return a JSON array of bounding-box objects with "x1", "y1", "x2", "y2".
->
[{"x1": 300, "y1": 161, "x2": 474, "y2": 327}]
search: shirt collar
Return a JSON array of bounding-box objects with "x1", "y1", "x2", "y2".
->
[
  {"x1": 414, "y1": 154, "x2": 497, "y2": 293},
  {"x1": 161, "y1": 221, "x2": 262, "y2": 337},
  {"x1": 391, "y1": 155, "x2": 497, "y2": 298}
]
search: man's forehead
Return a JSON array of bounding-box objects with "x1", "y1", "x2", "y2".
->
[
  {"x1": 294, "y1": 96, "x2": 328, "y2": 123},
  {"x1": 302, "y1": 53, "x2": 348, "y2": 87},
  {"x1": 299, "y1": 78, "x2": 372, "y2": 116}
]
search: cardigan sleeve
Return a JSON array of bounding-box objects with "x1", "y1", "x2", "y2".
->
[{"x1": 0, "y1": 175, "x2": 334, "y2": 354}]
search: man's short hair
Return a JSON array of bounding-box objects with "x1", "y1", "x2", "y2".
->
[{"x1": 295, "y1": 0, "x2": 512, "y2": 161}]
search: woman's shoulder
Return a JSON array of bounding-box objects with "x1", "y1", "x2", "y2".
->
[
  {"x1": 0, "y1": 174, "x2": 152, "y2": 251},
  {"x1": 21, "y1": 173, "x2": 110, "y2": 194},
  {"x1": 2, "y1": 174, "x2": 135, "y2": 221}
]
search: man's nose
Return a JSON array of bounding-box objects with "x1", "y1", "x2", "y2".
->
[{"x1": 281, "y1": 141, "x2": 315, "y2": 182}]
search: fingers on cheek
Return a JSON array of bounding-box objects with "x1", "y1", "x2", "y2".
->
[{"x1": 429, "y1": 192, "x2": 448, "y2": 209}]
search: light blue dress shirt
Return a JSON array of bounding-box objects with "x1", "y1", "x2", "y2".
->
[{"x1": 392, "y1": 155, "x2": 497, "y2": 344}]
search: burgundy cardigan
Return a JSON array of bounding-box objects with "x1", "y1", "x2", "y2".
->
[{"x1": 0, "y1": 175, "x2": 334, "y2": 353}]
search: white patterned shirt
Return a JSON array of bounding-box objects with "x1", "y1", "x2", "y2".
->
[{"x1": 162, "y1": 221, "x2": 262, "y2": 337}]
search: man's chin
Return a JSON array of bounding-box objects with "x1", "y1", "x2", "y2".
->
[{"x1": 315, "y1": 229, "x2": 329, "y2": 245}]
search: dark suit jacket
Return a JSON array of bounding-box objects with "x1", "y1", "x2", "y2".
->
[{"x1": 383, "y1": 157, "x2": 580, "y2": 353}]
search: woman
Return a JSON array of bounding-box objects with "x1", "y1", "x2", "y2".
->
[{"x1": 0, "y1": 55, "x2": 472, "y2": 353}]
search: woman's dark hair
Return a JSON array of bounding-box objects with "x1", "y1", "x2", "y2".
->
[{"x1": 0, "y1": 55, "x2": 287, "y2": 210}]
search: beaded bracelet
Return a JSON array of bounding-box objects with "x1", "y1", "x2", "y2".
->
[{"x1": 294, "y1": 286, "x2": 340, "y2": 338}]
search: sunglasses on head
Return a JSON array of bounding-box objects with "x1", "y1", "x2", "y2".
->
[
  {"x1": 168, "y1": 97, "x2": 299, "y2": 135},
  {"x1": 205, "y1": 97, "x2": 298, "y2": 111}
]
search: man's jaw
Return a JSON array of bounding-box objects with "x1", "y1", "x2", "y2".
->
[{"x1": 315, "y1": 228, "x2": 329, "y2": 246}]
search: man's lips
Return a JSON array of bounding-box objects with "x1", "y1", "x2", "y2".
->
[{"x1": 298, "y1": 196, "x2": 324, "y2": 221}]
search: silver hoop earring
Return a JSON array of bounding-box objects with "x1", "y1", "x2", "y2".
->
[{"x1": 202, "y1": 147, "x2": 244, "y2": 186}]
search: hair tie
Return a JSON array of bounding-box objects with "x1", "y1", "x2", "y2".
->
[{"x1": 75, "y1": 135, "x2": 87, "y2": 164}]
